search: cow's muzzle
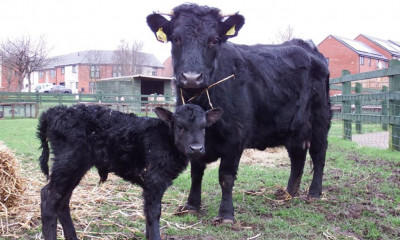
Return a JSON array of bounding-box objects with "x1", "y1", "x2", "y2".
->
[
  {"x1": 186, "y1": 144, "x2": 205, "y2": 158},
  {"x1": 178, "y1": 71, "x2": 204, "y2": 88}
]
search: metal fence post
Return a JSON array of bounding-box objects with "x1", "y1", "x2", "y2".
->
[
  {"x1": 355, "y1": 82, "x2": 362, "y2": 133},
  {"x1": 382, "y1": 86, "x2": 388, "y2": 130},
  {"x1": 342, "y1": 70, "x2": 352, "y2": 140},
  {"x1": 389, "y1": 60, "x2": 400, "y2": 151}
]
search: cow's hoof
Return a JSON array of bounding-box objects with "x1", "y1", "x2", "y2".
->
[
  {"x1": 274, "y1": 188, "x2": 293, "y2": 201},
  {"x1": 174, "y1": 205, "x2": 199, "y2": 215},
  {"x1": 212, "y1": 216, "x2": 235, "y2": 226},
  {"x1": 305, "y1": 195, "x2": 320, "y2": 203}
]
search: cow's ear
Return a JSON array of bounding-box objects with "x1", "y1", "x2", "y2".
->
[
  {"x1": 154, "y1": 107, "x2": 173, "y2": 125},
  {"x1": 147, "y1": 13, "x2": 171, "y2": 43},
  {"x1": 220, "y1": 14, "x2": 245, "y2": 40},
  {"x1": 205, "y1": 107, "x2": 224, "y2": 127}
]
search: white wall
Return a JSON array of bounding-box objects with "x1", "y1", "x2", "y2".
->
[{"x1": 65, "y1": 65, "x2": 79, "y2": 94}]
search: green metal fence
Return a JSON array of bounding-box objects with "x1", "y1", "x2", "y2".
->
[
  {"x1": 0, "y1": 91, "x2": 175, "y2": 118},
  {"x1": 330, "y1": 59, "x2": 400, "y2": 151}
]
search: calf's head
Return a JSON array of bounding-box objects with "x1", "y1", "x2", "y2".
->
[
  {"x1": 147, "y1": 4, "x2": 244, "y2": 90},
  {"x1": 155, "y1": 104, "x2": 223, "y2": 158}
]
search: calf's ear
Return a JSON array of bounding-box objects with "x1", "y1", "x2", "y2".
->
[
  {"x1": 205, "y1": 107, "x2": 224, "y2": 126},
  {"x1": 154, "y1": 107, "x2": 173, "y2": 125},
  {"x1": 147, "y1": 14, "x2": 171, "y2": 43},
  {"x1": 220, "y1": 14, "x2": 245, "y2": 41}
]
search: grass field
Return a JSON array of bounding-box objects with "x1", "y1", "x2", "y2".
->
[{"x1": 0, "y1": 119, "x2": 399, "y2": 239}]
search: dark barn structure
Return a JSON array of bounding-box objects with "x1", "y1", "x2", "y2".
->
[{"x1": 96, "y1": 75, "x2": 173, "y2": 98}]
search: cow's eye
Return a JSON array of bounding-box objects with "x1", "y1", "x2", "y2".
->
[
  {"x1": 209, "y1": 37, "x2": 220, "y2": 47},
  {"x1": 176, "y1": 124, "x2": 185, "y2": 132},
  {"x1": 172, "y1": 36, "x2": 181, "y2": 46}
]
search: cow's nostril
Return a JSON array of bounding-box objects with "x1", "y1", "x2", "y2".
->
[
  {"x1": 189, "y1": 144, "x2": 203, "y2": 153},
  {"x1": 196, "y1": 73, "x2": 203, "y2": 83}
]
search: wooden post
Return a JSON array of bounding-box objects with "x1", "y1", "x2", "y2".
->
[
  {"x1": 389, "y1": 60, "x2": 400, "y2": 151},
  {"x1": 355, "y1": 82, "x2": 362, "y2": 133},
  {"x1": 382, "y1": 85, "x2": 388, "y2": 130},
  {"x1": 342, "y1": 70, "x2": 352, "y2": 140}
]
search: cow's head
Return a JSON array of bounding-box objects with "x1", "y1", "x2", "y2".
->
[
  {"x1": 155, "y1": 104, "x2": 223, "y2": 158},
  {"x1": 147, "y1": 4, "x2": 244, "y2": 90}
]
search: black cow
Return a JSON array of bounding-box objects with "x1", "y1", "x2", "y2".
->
[
  {"x1": 38, "y1": 104, "x2": 223, "y2": 240},
  {"x1": 147, "y1": 3, "x2": 331, "y2": 224}
]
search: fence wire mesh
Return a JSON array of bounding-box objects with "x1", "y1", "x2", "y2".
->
[{"x1": 330, "y1": 97, "x2": 399, "y2": 150}]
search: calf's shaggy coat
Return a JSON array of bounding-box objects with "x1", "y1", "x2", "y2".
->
[{"x1": 38, "y1": 104, "x2": 222, "y2": 240}]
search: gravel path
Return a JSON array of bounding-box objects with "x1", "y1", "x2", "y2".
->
[{"x1": 352, "y1": 131, "x2": 389, "y2": 149}]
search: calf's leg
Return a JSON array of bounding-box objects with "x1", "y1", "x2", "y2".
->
[
  {"x1": 41, "y1": 156, "x2": 90, "y2": 240},
  {"x1": 41, "y1": 184, "x2": 61, "y2": 240},
  {"x1": 143, "y1": 182, "x2": 168, "y2": 240}
]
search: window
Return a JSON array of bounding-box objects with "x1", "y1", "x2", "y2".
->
[
  {"x1": 39, "y1": 71, "x2": 44, "y2": 78},
  {"x1": 61, "y1": 67, "x2": 65, "y2": 75},
  {"x1": 72, "y1": 65, "x2": 77, "y2": 73},
  {"x1": 89, "y1": 82, "x2": 96, "y2": 93},
  {"x1": 112, "y1": 65, "x2": 122, "y2": 77},
  {"x1": 51, "y1": 69, "x2": 56, "y2": 78},
  {"x1": 152, "y1": 68, "x2": 157, "y2": 76},
  {"x1": 90, "y1": 65, "x2": 100, "y2": 78},
  {"x1": 359, "y1": 56, "x2": 364, "y2": 65},
  {"x1": 368, "y1": 58, "x2": 371, "y2": 66}
]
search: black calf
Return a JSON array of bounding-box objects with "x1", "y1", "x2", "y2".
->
[{"x1": 38, "y1": 104, "x2": 223, "y2": 240}]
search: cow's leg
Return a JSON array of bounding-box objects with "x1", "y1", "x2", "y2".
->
[
  {"x1": 286, "y1": 145, "x2": 308, "y2": 197},
  {"x1": 143, "y1": 182, "x2": 168, "y2": 240},
  {"x1": 213, "y1": 152, "x2": 241, "y2": 224},
  {"x1": 308, "y1": 127, "x2": 328, "y2": 198},
  {"x1": 183, "y1": 159, "x2": 206, "y2": 213}
]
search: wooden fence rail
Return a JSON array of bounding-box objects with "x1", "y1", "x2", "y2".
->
[{"x1": 329, "y1": 59, "x2": 400, "y2": 151}]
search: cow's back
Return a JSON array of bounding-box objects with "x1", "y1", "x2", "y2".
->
[{"x1": 215, "y1": 39, "x2": 330, "y2": 149}]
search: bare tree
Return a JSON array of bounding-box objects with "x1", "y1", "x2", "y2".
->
[
  {"x1": 112, "y1": 39, "x2": 146, "y2": 76},
  {"x1": 274, "y1": 25, "x2": 295, "y2": 44},
  {"x1": 0, "y1": 35, "x2": 51, "y2": 91}
]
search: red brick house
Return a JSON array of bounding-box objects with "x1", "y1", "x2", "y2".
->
[
  {"x1": 158, "y1": 56, "x2": 173, "y2": 77},
  {"x1": 26, "y1": 50, "x2": 164, "y2": 93},
  {"x1": 318, "y1": 35, "x2": 389, "y2": 95},
  {"x1": 355, "y1": 34, "x2": 400, "y2": 60},
  {"x1": 0, "y1": 57, "x2": 20, "y2": 92}
]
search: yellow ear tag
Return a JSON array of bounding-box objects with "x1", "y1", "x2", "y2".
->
[
  {"x1": 226, "y1": 25, "x2": 236, "y2": 36},
  {"x1": 156, "y1": 28, "x2": 167, "y2": 43}
]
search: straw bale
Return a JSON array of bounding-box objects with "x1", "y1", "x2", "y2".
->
[{"x1": 0, "y1": 141, "x2": 25, "y2": 208}]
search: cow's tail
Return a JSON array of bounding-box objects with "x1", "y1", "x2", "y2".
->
[{"x1": 37, "y1": 112, "x2": 50, "y2": 180}]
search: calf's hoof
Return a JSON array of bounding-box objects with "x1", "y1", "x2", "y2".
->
[
  {"x1": 174, "y1": 204, "x2": 199, "y2": 215},
  {"x1": 212, "y1": 216, "x2": 236, "y2": 226}
]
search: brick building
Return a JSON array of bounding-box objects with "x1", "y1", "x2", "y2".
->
[
  {"x1": 0, "y1": 57, "x2": 20, "y2": 92},
  {"x1": 355, "y1": 34, "x2": 400, "y2": 60},
  {"x1": 25, "y1": 50, "x2": 164, "y2": 93},
  {"x1": 318, "y1": 35, "x2": 396, "y2": 95}
]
